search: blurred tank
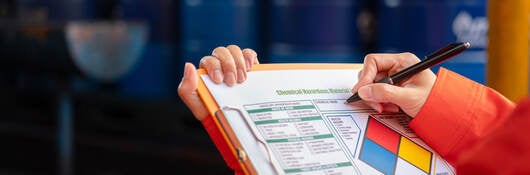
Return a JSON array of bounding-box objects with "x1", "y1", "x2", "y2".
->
[
  {"x1": 116, "y1": 0, "x2": 178, "y2": 98},
  {"x1": 377, "y1": 0, "x2": 487, "y2": 84},
  {"x1": 179, "y1": 0, "x2": 259, "y2": 65},
  {"x1": 0, "y1": 0, "x2": 125, "y2": 75},
  {"x1": 267, "y1": 0, "x2": 363, "y2": 63},
  {"x1": 65, "y1": 21, "x2": 148, "y2": 82},
  {"x1": 46, "y1": 0, "x2": 97, "y2": 21}
]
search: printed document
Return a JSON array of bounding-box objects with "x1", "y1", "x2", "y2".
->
[{"x1": 200, "y1": 65, "x2": 454, "y2": 175}]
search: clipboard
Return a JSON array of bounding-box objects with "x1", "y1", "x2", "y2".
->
[
  {"x1": 196, "y1": 63, "x2": 362, "y2": 175},
  {"x1": 195, "y1": 63, "x2": 455, "y2": 175}
]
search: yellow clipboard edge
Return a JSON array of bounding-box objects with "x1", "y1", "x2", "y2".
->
[
  {"x1": 196, "y1": 69, "x2": 254, "y2": 175},
  {"x1": 195, "y1": 63, "x2": 363, "y2": 174},
  {"x1": 196, "y1": 68, "x2": 222, "y2": 117}
]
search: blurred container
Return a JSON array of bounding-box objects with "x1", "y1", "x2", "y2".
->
[
  {"x1": 118, "y1": 0, "x2": 176, "y2": 42},
  {"x1": 179, "y1": 0, "x2": 259, "y2": 66},
  {"x1": 377, "y1": 0, "x2": 487, "y2": 84},
  {"x1": 65, "y1": 21, "x2": 148, "y2": 82},
  {"x1": 45, "y1": 0, "x2": 120, "y2": 22},
  {"x1": 267, "y1": 0, "x2": 363, "y2": 63},
  {"x1": 116, "y1": 0, "x2": 178, "y2": 98},
  {"x1": 118, "y1": 43, "x2": 176, "y2": 98},
  {"x1": 46, "y1": 0, "x2": 97, "y2": 21}
]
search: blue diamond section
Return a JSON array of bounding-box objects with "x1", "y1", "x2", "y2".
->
[{"x1": 360, "y1": 139, "x2": 398, "y2": 175}]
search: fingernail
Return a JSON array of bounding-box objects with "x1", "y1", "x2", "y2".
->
[
  {"x1": 244, "y1": 52, "x2": 253, "y2": 71},
  {"x1": 358, "y1": 86, "x2": 373, "y2": 101},
  {"x1": 183, "y1": 63, "x2": 190, "y2": 78},
  {"x1": 237, "y1": 68, "x2": 246, "y2": 83},
  {"x1": 246, "y1": 61, "x2": 252, "y2": 71},
  {"x1": 225, "y1": 72, "x2": 236, "y2": 86},
  {"x1": 214, "y1": 69, "x2": 223, "y2": 83}
]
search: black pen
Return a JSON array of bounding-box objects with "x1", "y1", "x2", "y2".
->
[{"x1": 346, "y1": 41, "x2": 471, "y2": 103}]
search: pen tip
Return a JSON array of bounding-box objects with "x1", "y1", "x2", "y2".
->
[
  {"x1": 345, "y1": 94, "x2": 362, "y2": 104},
  {"x1": 464, "y1": 42, "x2": 471, "y2": 48}
]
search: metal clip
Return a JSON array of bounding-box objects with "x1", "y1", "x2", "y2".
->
[{"x1": 217, "y1": 106, "x2": 282, "y2": 175}]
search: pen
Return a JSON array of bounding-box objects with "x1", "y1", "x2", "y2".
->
[{"x1": 346, "y1": 41, "x2": 471, "y2": 103}]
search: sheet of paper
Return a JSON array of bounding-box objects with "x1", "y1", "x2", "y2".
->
[{"x1": 200, "y1": 67, "x2": 454, "y2": 175}]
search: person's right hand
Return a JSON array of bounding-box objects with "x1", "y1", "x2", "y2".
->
[{"x1": 351, "y1": 52, "x2": 437, "y2": 117}]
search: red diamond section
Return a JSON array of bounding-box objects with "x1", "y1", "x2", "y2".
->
[{"x1": 365, "y1": 118, "x2": 400, "y2": 154}]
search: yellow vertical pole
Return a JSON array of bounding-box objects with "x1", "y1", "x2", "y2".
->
[{"x1": 487, "y1": 0, "x2": 530, "y2": 101}]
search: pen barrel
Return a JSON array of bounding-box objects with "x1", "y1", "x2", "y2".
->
[
  {"x1": 390, "y1": 42, "x2": 469, "y2": 84},
  {"x1": 374, "y1": 77, "x2": 394, "y2": 85}
]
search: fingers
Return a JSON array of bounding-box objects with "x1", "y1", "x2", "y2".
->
[
  {"x1": 356, "y1": 83, "x2": 426, "y2": 117},
  {"x1": 199, "y1": 45, "x2": 260, "y2": 86},
  {"x1": 177, "y1": 63, "x2": 208, "y2": 121},
  {"x1": 352, "y1": 53, "x2": 396, "y2": 93},
  {"x1": 211, "y1": 46, "x2": 238, "y2": 86},
  {"x1": 362, "y1": 101, "x2": 400, "y2": 113},
  {"x1": 226, "y1": 45, "x2": 247, "y2": 83},
  {"x1": 352, "y1": 52, "x2": 420, "y2": 92},
  {"x1": 357, "y1": 83, "x2": 410, "y2": 103},
  {"x1": 179, "y1": 46, "x2": 259, "y2": 121},
  {"x1": 242, "y1": 48, "x2": 259, "y2": 70},
  {"x1": 350, "y1": 52, "x2": 435, "y2": 117},
  {"x1": 199, "y1": 56, "x2": 223, "y2": 83}
]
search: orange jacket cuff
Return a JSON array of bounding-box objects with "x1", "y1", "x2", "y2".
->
[{"x1": 409, "y1": 68, "x2": 514, "y2": 164}]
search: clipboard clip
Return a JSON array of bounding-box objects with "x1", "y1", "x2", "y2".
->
[{"x1": 215, "y1": 106, "x2": 282, "y2": 175}]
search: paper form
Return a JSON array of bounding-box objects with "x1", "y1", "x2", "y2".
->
[{"x1": 200, "y1": 65, "x2": 454, "y2": 175}]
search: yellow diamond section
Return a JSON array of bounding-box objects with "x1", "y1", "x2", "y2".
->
[{"x1": 398, "y1": 137, "x2": 432, "y2": 173}]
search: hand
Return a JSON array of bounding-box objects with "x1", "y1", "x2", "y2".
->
[
  {"x1": 351, "y1": 52, "x2": 437, "y2": 117},
  {"x1": 178, "y1": 45, "x2": 259, "y2": 121}
]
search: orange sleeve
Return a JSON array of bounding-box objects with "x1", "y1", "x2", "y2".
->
[
  {"x1": 455, "y1": 97, "x2": 530, "y2": 174},
  {"x1": 409, "y1": 68, "x2": 515, "y2": 165},
  {"x1": 201, "y1": 116, "x2": 244, "y2": 174}
]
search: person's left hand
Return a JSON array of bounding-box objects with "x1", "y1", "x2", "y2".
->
[{"x1": 178, "y1": 45, "x2": 259, "y2": 121}]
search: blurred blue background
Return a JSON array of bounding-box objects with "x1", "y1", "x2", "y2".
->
[{"x1": 0, "y1": 0, "x2": 487, "y2": 174}]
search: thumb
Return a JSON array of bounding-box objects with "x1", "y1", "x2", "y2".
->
[
  {"x1": 178, "y1": 62, "x2": 208, "y2": 121},
  {"x1": 357, "y1": 83, "x2": 417, "y2": 107}
]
